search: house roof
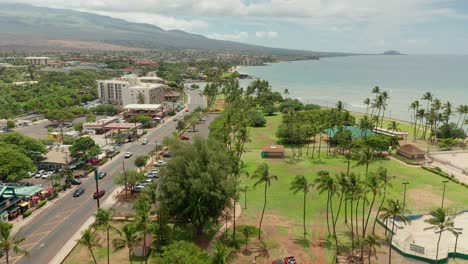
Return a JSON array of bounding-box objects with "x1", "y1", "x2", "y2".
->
[
  {"x1": 261, "y1": 145, "x2": 286, "y2": 153},
  {"x1": 397, "y1": 144, "x2": 426, "y2": 155},
  {"x1": 123, "y1": 104, "x2": 162, "y2": 110}
]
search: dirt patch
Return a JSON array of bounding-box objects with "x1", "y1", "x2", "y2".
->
[
  {"x1": 408, "y1": 186, "x2": 453, "y2": 209},
  {"x1": 228, "y1": 212, "x2": 322, "y2": 263}
]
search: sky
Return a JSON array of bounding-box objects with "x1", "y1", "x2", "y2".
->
[{"x1": 3, "y1": 0, "x2": 468, "y2": 54}]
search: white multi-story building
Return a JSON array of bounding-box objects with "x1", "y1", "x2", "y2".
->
[
  {"x1": 24, "y1": 57, "x2": 51, "y2": 65},
  {"x1": 97, "y1": 76, "x2": 165, "y2": 105},
  {"x1": 97, "y1": 80, "x2": 129, "y2": 105},
  {"x1": 122, "y1": 83, "x2": 165, "y2": 105}
]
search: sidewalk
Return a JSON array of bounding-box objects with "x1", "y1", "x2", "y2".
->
[{"x1": 49, "y1": 187, "x2": 123, "y2": 264}]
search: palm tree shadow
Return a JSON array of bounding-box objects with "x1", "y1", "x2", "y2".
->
[
  {"x1": 310, "y1": 159, "x2": 325, "y2": 165},
  {"x1": 293, "y1": 236, "x2": 311, "y2": 249},
  {"x1": 285, "y1": 156, "x2": 301, "y2": 165}
]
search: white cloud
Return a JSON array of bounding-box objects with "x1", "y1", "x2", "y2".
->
[
  {"x1": 255, "y1": 31, "x2": 279, "y2": 39},
  {"x1": 207, "y1": 32, "x2": 249, "y2": 41}
]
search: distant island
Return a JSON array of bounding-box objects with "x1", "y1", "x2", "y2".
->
[{"x1": 382, "y1": 50, "x2": 406, "y2": 55}]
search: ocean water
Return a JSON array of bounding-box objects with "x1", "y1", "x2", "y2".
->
[{"x1": 238, "y1": 55, "x2": 468, "y2": 123}]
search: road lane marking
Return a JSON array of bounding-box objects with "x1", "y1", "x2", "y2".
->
[{"x1": 26, "y1": 231, "x2": 50, "y2": 239}]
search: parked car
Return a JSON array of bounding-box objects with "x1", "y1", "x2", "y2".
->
[
  {"x1": 35, "y1": 170, "x2": 45, "y2": 178},
  {"x1": 142, "y1": 179, "x2": 153, "y2": 185},
  {"x1": 272, "y1": 256, "x2": 297, "y2": 264},
  {"x1": 41, "y1": 171, "x2": 54, "y2": 179},
  {"x1": 180, "y1": 136, "x2": 189, "y2": 141},
  {"x1": 98, "y1": 172, "x2": 107, "y2": 179},
  {"x1": 124, "y1": 152, "x2": 133, "y2": 158},
  {"x1": 146, "y1": 172, "x2": 158, "y2": 178},
  {"x1": 187, "y1": 128, "x2": 197, "y2": 132},
  {"x1": 70, "y1": 178, "x2": 81, "y2": 185},
  {"x1": 185, "y1": 108, "x2": 189, "y2": 112},
  {"x1": 73, "y1": 188, "x2": 85, "y2": 197},
  {"x1": 173, "y1": 117, "x2": 178, "y2": 121},
  {"x1": 27, "y1": 171, "x2": 36, "y2": 178},
  {"x1": 153, "y1": 160, "x2": 167, "y2": 167},
  {"x1": 142, "y1": 139, "x2": 148, "y2": 145},
  {"x1": 178, "y1": 113, "x2": 183, "y2": 117},
  {"x1": 132, "y1": 185, "x2": 145, "y2": 193},
  {"x1": 93, "y1": 190, "x2": 106, "y2": 199},
  {"x1": 162, "y1": 152, "x2": 171, "y2": 158}
]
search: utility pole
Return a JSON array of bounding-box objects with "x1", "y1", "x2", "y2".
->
[
  {"x1": 441, "y1": 180, "x2": 449, "y2": 209},
  {"x1": 94, "y1": 168, "x2": 100, "y2": 209},
  {"x1": 454, "y1": 230, "x2": 463, "y2": 258},
  {"x1": 402, "y1": 181, "x2": 409, "y2": 211}
]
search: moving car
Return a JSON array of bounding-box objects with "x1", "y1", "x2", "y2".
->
[
  {"x1": 124, "y1": 152, "x2": 133, "y2": 158},
  {"x1": 142, "y1": 138, "x2": 148, "y2": 145},
  {"x1": 187, "y1": 128, "x2": 197, "y2": 132},
  {"x1": 73, "y1": 188, "x2": 85, "y2": 197},
  {"x1": 180, "y1": 136, "x2": 189, "y2": 141},
  {"x1": 93, "y1": 190, "x2": 106, "y2": 199},
  {"x1": 98, "y1": 172, "x2": 107, "y2": 179}
]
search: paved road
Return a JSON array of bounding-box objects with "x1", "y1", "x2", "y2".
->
[{"x1": 3, "y1": 90, "x2": 204, "y2": 264}]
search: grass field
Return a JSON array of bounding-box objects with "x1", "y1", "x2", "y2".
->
[{"x1": 235, "y1": 113, "x2": 468, "y2": 263}]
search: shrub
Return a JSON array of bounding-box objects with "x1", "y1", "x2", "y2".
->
[
  {"x1": 23, "y1": 210, "x2": 32, "y2": 217},
  {"x1": 48, "y1": 192, "x2": 58, "y2": 201},
  {"x1": 249, "y1": 111, "x2": 267, "y2": 127},
  {"x1": 37, "y1": 200, "x2": 47, "y2": 208}
]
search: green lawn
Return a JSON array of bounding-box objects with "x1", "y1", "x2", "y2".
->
[{"x1": 238, "y1": 113, "x2": 468, "y2": 261}]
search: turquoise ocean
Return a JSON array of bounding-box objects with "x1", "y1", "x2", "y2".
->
[{"x1": 238, "y1": 55, "x2": 468, "y2": 123}]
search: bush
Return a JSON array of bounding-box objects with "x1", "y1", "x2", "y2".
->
[
  {"x1": 48, "y1": 192, "x2": 58, "y2": 201},
  {"x1": 23, "y1": 210, "x2": 32, "y2": 217},
  {"x1": 421, "y1": 166, "x2": 467, "y2": 188},
  {"x1": 37, "y1": 200, "x2": 47, "y2": 208},
  {"x1": 249, "y1": 111, "x2": 267, "y2": 127}
]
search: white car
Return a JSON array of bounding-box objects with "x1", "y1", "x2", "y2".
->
[
  {"x1": 142, "y1": 139, "x2": 148, "y2": 145},
  {"x1": 153, "y1": 160, "x2": 167, "y2": 167},
  {"x1": 146, "y1": 172, "x2": 158, "y2": 178},
  {"x1": 35, "y1": 170, "x2": 45, "y2": 178},
  {"x1": 142, "y1": 179, "x2": 153, "y2": 185},
  {"x1": 42, "y1": 171, "x2": 54, "y2": 179},
  {"x1": 124, "y1": 152, "x2": 133, "y2": 158},
  {"x1": 178, "y1": 113, "x2": 183, "y2": 117}
]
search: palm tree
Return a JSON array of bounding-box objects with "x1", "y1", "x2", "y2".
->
[
  {"x1": 387, "y1": 121, "x2": 400, "y2": 132},
  {"x1": 336, "y1": 101, "x2": 345, "y2": 112},
  {"x1": 313, "y1": 171, "x2": 333, "y2": 237},
  {"x1": 133, "y1": 196, "x2": 152, "y2": 263},
  {"x1": 77, "y1": 228, "x2": 101, "y2": 264},
  {"x1": 379, "y1": 199, "x2": 410, "y2": 264},
  {"x1": 421, "y1": 92, "x2": 434, "y2": 139},
  {"x1": 364, "y1": 98, "x2": 371, "y2": 117},
  {"x1": 290, "y1": 175, "x2": 313, "y2": 236},
  {"x1": 95, "y1": 208, "x2": 120, "y2": 264},
  {"x1": 213, "y1": 241, "x2": 232, "y2": 264},
  {"x1": 113, "y1": 223, "x2": 142, "y2": 264},
  {"x1": 379, "y1": 91, "x2": 390, "y2": 127},
  {"x1": 372, "y1": 167, "x2": 393, "y2": 234},
  {"x1": 424, "y1": 208, "x2": 458, "y2": 263},
  {"x1": 409, "y1": 101, "x2": 420, "y2": 140},
  {"x1": 252, "y1": 163, "x2": 277, "y2": 240},
  {"x1": 0, "y1": 221, "x2": 29, "y2": 264},
  {"x1": 456, "y1": 105, "x2": 468, "y2": 128},
  {"x1": 240, "y1": 225, "x2": 256, "y2": 251},
  {"x1": 137, "y1": 92, "x2": 146, "y2": 104},
  {"x1": 363, "y1": 234, "x2": 381, "y2": 264},
  {"x1": 283, "y1": 88, "x2": 289, "y2": 98}
]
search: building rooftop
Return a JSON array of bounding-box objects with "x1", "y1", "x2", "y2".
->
[
  {"x1": 123, "y1": 104, "x2": 162, "y2": 110},
  {"x1": 128, "y1": 83, "x2": 164, "y2": 90},
  {"x1": 398, "y1": 144, "x2": 426, "y2": 155},
  {"x1": 261, "y1": 145, "x2": 286, "y2": 153},
  {"x1": 24, "y1": 56, "x2": 51, "y2": 59}
]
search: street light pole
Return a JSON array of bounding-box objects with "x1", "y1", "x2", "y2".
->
[
  {"x1": 454, "y1": 231, "x2": 462, "y2": 258},
  {"x1": 402, "y1": 182, "x2": 409, "y2": 211},
  {"x1": 441, "y1": 180, "x2": 449, "y2": 209},
  {"x1": 244, "y1": 186, "x2": 248, "y2": 210},
  {"x1": 94, "y1": 168, "x2": 100, "y2": 209}
]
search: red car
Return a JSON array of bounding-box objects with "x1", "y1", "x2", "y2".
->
[
  {"x1": 185, "y1": 108, "x2": 189, "y2": 112},
  {"x1": 180, "y1": 136, "x2": 190, "y2": 141},
  {"x1": 93, "y1": 190, "x2": 106, "y2": 199}
]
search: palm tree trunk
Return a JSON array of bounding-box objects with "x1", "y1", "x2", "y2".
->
[
  {"x1": 311, "y1": 137, "x2": 316, "y2": 159},
  {"x1": 351, "y1": 199, "x2": 355, "y2": 251},
  {"x1": 142, "y1": 230, "x2": 147, "y2": 264},
  {"x1": 364, "y1": 193, "x2": 377, "y2": 237},
  {"x1": 361, "y1": 196, "x2": 366, "y2": 262},
  {"x1": 435, "y1": 231, "x2": 442, "y2": 263},
  {"x1": 373, "y1": 184, "x2": 387, "y2": 234},
  {"x1": 107, "y1": 228, "x2": 110, "y2": 264},
  {"x1": 258, "y1": 183, "x2": 267, "y2": 240},
  {"x1": 129, "y1": 249, "x2": 133, "y2": 264},
  {"x1": 326, "y1": 191, "x2": 331, "y2": 237},
  {"x1": 6, "y1": 250, "x2": 9, "y2": 264},
  {"x1": 368, "y1": 247, "x2": 372, "y2": 264},
  {"x1": 355, "y1": 197, "x2": 360, "y2": 242},
  {"x1": 303, "y1": 191, "x2": 307, "y2": 236},
  {"x1": 89, "y1": 247, "x2": 98, "y2": 264},
  {"x1": 318, "y1": 133, "x2": 322, "y2": 159},
  {"x1": 389, "y1": 217, "x2": 396, "y2": 264},
  {"x1": 345, "y1": 199, "x2": 348, "y2": 225}
]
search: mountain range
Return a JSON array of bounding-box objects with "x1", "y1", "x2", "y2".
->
[{"x1": 0, "y1": 3, "x2": 352, "y2": 57}]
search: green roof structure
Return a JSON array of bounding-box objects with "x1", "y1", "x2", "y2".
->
[{"x1": 325, "y1": 126, "x2": 375, "y2": 139}]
